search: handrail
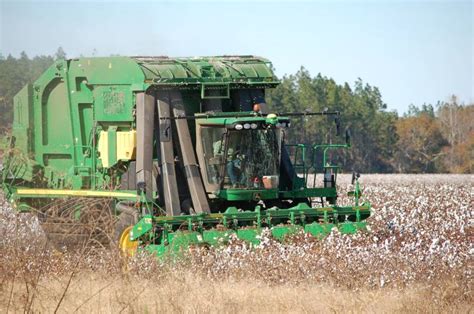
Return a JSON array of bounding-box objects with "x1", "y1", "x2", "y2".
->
[{"x1": 285, "y1": 142, "x2": 350, "y2": 190}]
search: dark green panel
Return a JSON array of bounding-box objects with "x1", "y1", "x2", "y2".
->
[
  {"x1": 12, "y1": 84, "x2": 33, "y2": 154},
  {"x1": 41, "y1": 78, "x2": 73, "y2": 147},
  {"x1": 271, "y1": 225, "x2": 303, "y2": 241},
  {"x1": 43, "y1": 153, "x2": 72, "y2": 169},
  {"x1": 94, "y1": 86, "x2": 134, "y2": 122},
  {"x1": 68, "y1": 57, "x2": 146, "y2": 88},
  {"x1": 78, "y1": 103, "x2": 93, "y2": 152}
]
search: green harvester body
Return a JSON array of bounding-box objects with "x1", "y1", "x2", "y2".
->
[{"x1": 1, "y1": 56, "x2": 370, "y2": 256}]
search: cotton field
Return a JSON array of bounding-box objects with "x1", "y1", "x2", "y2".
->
[
  {"x1": 181, "y1": 174, "x2": 472, "y2": 288},
  {"x1": 0, "y1": 174, "x2": 472, "y2": 312}
]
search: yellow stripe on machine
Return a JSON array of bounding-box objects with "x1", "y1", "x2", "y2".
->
[{"x1": 16, "y1": 188, "x2": 139, "y2": 199}]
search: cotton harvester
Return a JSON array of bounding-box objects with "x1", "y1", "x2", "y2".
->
[{"x1": 1, "y1": 56, "x2": 370, "y2": 256}]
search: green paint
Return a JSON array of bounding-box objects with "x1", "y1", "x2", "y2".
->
[
  {"x1": 107, "y1": 126, "x2": 118, "y2": 166},
  {"x1": 236, "y1": 228, "x2": 261, "y2": 245},
  {"x1": 137, "y1": 202, "x2": 371, "y2": 257},
  {"x1": 196, "y1": 115, "x2": 290, "y2": 128},
  {"x1": 304, "y1": 222, "x2": 334, "y2": 238},
  {"x1": 280, "y1": 187, "x2": 337, "y2": 199},
  {"x1": 131, "y1": 215, "x2": 154, "y2": 241},
  {"x1": 203, "y1": 229, "x2": 233, "y2": 246},
  {"x1": 4, "y1": 56, "x2": 277, "y2": 193},
  {"x1": 217, "y1": 188, "x2": 279, "y2": 201},
  {"x1": 2, "y1": 55, "x2": 373, "y2": 259},
  {"x1": 271, "y1": 225, "x2": 303, "y2": 241}
]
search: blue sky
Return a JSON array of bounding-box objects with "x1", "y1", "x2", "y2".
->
[{"x1": 0, "y1": 0, "x2": 472, "y2": 114}]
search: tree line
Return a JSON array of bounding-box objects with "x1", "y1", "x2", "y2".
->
[
  {"x1": 0, "y1": 50, "x2": 472, "y2": 173},
  {"x1": 266, "y1": 68, "x2": 472, "y2": 174}
]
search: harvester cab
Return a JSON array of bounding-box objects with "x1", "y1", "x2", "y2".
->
[
  {"x1": 0, "y1": 56, "x2": 371, "y2": 256},
  {"x1": 196, "y1": 114, "x2": 288, "y2": 200}
]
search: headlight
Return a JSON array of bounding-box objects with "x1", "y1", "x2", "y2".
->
[
  {"x1": 275, "y1": 122, "x2": 282, "y2": 128},
  {"x1": 235, "y1": 124, "x2": 243, "y2": 130},
  {"x1": 250, "y1": 123, "x2": 258, "y2": 129},
  {"x1": 243, "y1": 123, "x2": 251, "y2": 129}
]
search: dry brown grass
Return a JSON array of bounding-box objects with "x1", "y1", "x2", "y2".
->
[
  {"x1": 0, "y1": 174, "x2": 472, "y2": 313},
  {"x1": 1, "y1": 245, "x2": 470, "y2": 313},
  {"x1": 2, "y1": 271, "x2": 471, "y2": 313}
]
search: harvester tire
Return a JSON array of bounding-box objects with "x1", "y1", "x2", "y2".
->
[{"x1": 114, "y1": 204, "x2": 139, "y2": 254}]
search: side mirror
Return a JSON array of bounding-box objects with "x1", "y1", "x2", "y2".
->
[{"x1": 345, "y1": 129, "x2": 351, "y2": 147}]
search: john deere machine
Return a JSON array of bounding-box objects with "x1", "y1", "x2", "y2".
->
[{"x1": 1, "y1": 56, "x2": 369, "y2": 256}]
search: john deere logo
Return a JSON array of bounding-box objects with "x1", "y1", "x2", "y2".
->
[{"x1": 103, "y1": 89, "x2": 125, "y2": 114}]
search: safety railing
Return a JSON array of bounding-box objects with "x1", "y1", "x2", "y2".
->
[{"x1": 285, "y1": 143, "x2": 350, "y2": 189}]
